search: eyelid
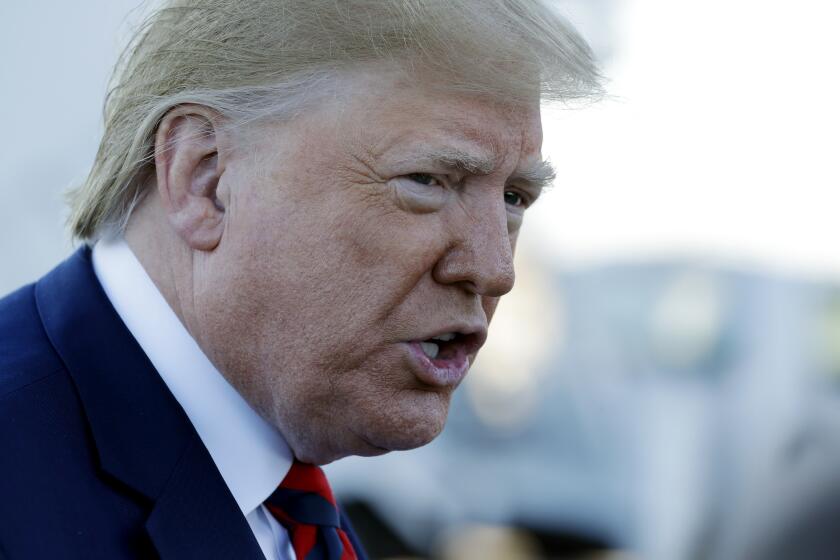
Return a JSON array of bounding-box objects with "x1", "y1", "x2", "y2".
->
[
  {"x1": 403, "y1": 172, "x2": 536, "y2": 210},
  {"x1": 508, "y1": 183, "x2": 543, "y2": 207},
  {"x1": 406, "y1": 172, "x2": 445, "y2": 187},
  {"x1": 504, "y1": 187, "x2": 533, "y2": 209}
]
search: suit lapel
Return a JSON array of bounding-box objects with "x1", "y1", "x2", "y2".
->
[
  {"x1": 146, "y1": 436, "x2": 265, "y2": 559},
  {"x1": 35, "y1": 248, "x2": 263, "y2": 559}
]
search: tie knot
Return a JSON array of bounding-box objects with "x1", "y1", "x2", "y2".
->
[
  {"x1": 281, "y1": 461, "x2": 337, "y2": 504},
  {"x1": 265, "y1": 460, "x2": 341, "y2": 528}
]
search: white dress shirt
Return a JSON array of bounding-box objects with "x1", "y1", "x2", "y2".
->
[{"x1": 92, "y1": 237, "x2": 296, "y2": 560}]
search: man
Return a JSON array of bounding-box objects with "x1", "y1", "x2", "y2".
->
[{"x1": 0, "y1": 1, "x2": 601, "y2": 558}]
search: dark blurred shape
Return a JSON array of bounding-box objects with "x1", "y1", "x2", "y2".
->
[
  {"x1": 342, "y1": 499, "x2": 419, "y2": 559},
  {"x1": 754, "y1": 490, "x2": 840, "y2": 560},
  {"x1": 711, "y1": 432, "x2": 840, "y2": 560},
  {"x1": 736, "y1": 471, "x2": 840, "y2": 560},
  {"x1": 343, "y1": 497, "x2": 619, "y2": 560},
  {"x1": 525, "y1": 523, "x2": 613, "y2": 559}
]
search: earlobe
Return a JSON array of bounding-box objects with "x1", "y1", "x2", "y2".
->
[{"x1": 154, "y1": 105, "x2": 227, "y2": 251}]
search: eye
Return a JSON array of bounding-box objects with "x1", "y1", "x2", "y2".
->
[
  {"x1": 504, "y1": 190, "x2": 527, "y2": 208},
  {"x1": 407, "y1": 173, "x2": 442, "y2": 187}
]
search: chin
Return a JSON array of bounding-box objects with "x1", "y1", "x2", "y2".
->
[
  {"x1": 356, "y1": 408, "x2": 448, "y2": 453},
  {"x1": 291, "y1": 428, "x2": 424, "y2": 466},
  {"x1": 375, "y1": 429, "x2": 442, "y2": 452},
  {"x1": 289, "y1": 388, "x2": 452, "y2": 463},
  {"x1": 285, "y1": 419, "x2": 441, "y2": 466}
]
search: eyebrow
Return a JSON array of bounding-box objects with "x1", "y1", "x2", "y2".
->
[
  {"x1": 511, "y1": 159, "x2": 556, "y2": 189},
  {"x1": 428, "y1": 147, "x2": 556, "y2": 190}
]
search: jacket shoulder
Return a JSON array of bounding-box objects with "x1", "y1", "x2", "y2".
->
[{"x1": 0, "y1": 282, "x2": 65, "y2": 398}]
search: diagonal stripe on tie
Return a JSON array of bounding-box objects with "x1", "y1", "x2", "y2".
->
[
  {"x1": 264, "y1": 460, "x2": 358, "y2": 560},
  {"x1": 269, "y1": 488, "x2": 341, "y2": 527}
]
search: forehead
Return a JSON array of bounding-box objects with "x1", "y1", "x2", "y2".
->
[{"x1": 338, "y1": 66, "x2": 544, "y2": 162}]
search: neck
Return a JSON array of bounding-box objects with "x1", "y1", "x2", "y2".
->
[{"x1": 124, "y1": 188, "x2": 198, "y2": 342}]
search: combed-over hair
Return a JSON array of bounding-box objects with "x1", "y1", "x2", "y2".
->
[{"x1": 68, "y1": 0, "x2": 603, "y2": 241}]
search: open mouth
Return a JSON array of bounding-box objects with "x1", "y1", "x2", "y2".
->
[
  {"x1": 417, "y1": 331, "x2": 482, "y2": 362},
  {"x1": 406, "y1": 327, "x2": 487, "y2": 387}
]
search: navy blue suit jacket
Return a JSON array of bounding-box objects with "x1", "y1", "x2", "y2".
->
[{"x1": 0, "y1": 248, "x2": 368, "y2": 559}]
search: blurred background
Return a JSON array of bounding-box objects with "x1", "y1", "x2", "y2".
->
[{"x1": 3, "y1": 1, "x2": 840, "y2": 558}]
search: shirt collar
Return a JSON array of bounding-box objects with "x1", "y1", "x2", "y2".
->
[{"x1": 92, "y1": 237, "x2": 292, "y2": 516}]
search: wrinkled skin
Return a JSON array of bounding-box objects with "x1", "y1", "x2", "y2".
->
[{"x1": 127, "y1": 68, "x2": 547, "y2": 464}]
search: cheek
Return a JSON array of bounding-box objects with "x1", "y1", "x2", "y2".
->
[
  {"x1": 482, "y1": 296, "x2": 501, "y2": 324},
  {"x1": 509, "y1": 226, "x2": 521, "y2": 251},
  {"x1": 216, "y1": 154, "x2": 456, "y2": 369},
  {"x1": 327, "y1": 197, "x2": 449, "y2": 301},
  {"x1": 221, "y1": 190, "x2": 443, "y2": 370}
]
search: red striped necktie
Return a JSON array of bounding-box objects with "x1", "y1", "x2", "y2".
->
[{"x1": 264, "y1": 461, "x2": 358, "y2": 560}]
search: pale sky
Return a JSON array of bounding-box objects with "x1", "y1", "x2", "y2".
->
[{"x1": 529, "y1": 0, "x2": 840, "y2": 281}]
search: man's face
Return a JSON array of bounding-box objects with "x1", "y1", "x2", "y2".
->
[{"x1": 196, "y1": 69, "x2": 548, "y2": 463}]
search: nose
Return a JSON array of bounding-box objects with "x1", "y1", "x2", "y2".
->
[{"x1": 432, "y1": 202, "x2": 516, "y2": 297}]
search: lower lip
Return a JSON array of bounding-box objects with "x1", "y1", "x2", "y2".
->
[{"x1": 406, "y1": 342, "x2": 471, "y2": 388}]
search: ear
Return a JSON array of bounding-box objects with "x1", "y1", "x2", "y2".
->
[{"x1": 154, "y1": 104, "x2": 228, "y2": 251}]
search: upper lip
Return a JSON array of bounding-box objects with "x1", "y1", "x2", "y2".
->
[{"x1": 415, "y1": 323, "x2": 488, "y2": 354}]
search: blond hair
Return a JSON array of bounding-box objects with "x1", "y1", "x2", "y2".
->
[{"x1": 68, "y1": 0, "x2": 603, "y2": 241}]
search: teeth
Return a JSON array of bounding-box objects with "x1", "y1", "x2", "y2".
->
[
  {"x1": 419, "y1": 341, "x2": 440, "y2": 359},
  {"x1": 431, "y1": 333, "x2": 457, "y2": 342}
]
